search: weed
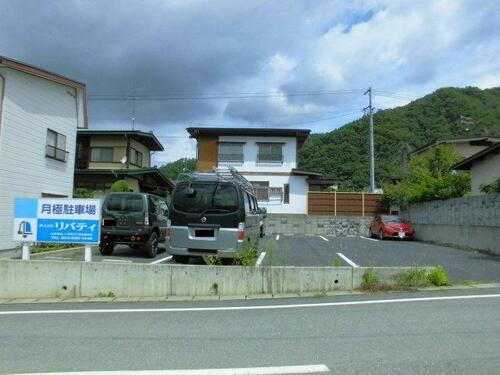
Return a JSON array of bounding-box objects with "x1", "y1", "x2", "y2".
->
[
  {"x1": 203, "y1": 255, "x2": 222, "y2": 266},
  {"x1": 31, "y1": 243, "x2": 78, "y2": 253},
  {"x1": 395, "y1": 268, "x2": 431, "y2": 289},
  {"x1": 233, "y1": 240, "x2": 259, "y2": 266},
  {"x1": 332, "y1": 256, "x2": 342, "y2": 267},
  {"x1": 361, "y1": 268, "x2": 380, "y2": 291},
  {"x1": 427, "y1": 265, "x2": 450, "y2": 286},
  {"x1": 96, "y1": 291, "x2": 115, "y2": 298}
]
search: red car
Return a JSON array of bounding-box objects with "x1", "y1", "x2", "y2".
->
[{"x1": 369, "y1": 215, "x2": 414, "y2": 240}]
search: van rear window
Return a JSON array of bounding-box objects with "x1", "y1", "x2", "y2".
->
[
  {"x1": 105, "y1": 194, "x2": 144, "y2": 212},
  {"x1": 173, "y1": 182, "x2": 238, "y2": 214}
]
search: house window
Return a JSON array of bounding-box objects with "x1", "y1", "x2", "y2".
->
[
  {"x1": 258, "y1": 143, "x2": 283, "y2": 163},
  {"x1": 269, "y1": 187, "x2": 283, "y2": 201},
  {"x1": 129, "y1": 148, "x2": 143, "y2": 167},
  {"x1": 284, "y1": 184, "x2": 290, "y2": 204},
  {"x1": 252, "y1": 181, "x2": 269, "y2": 201},
  {"x1": 219, "y1": 142, "x2": 244, "y2": 163},
  {"x1": 46, "y1": 129, "x2": 68, "y2": 162},
  {"x1": 90, "y1": 147, "x2": 113, "y2": 162}
]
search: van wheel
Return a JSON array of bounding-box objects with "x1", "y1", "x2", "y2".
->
[
  {"x1": 172, "y1": 255, "x2": 189, "y2": 264},
  {"x1": 99, "y1": 244, "x2": 114, "y2": 256},
  {"x1": 145, "y1": 232, "x2": 159, "y2": 258}
]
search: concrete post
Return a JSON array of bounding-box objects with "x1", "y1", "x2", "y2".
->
[
  {"x1": 21, "y1": 243, "x2": 30, "y2": 261},
  {"x1": 84, "y1": 244, "x2": 92, "y2": 262}
]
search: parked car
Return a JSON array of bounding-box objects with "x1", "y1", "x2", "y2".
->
[
  {"x1": 166, "y1": 172, "x2": 262, "y2": 264},
  {"x1": 99, "y1": 192, "x2": 169, "y2": 258},
  {"x1": 369, "y1": 215, "x2": 414, "y2": 240}
]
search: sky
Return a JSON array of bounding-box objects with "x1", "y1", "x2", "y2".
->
[{"x1": 1, "y1": 0, "x2": 500, "y2": 165}]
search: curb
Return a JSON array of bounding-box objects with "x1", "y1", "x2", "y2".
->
[{"x1": 0, "y1": 283, "x2": 497, "y2": 305}]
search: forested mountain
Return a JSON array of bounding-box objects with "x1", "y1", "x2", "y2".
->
[
  {"x1": 299, "y1": 86, "x2": 500, "y2": 190},
  {"x1": 159, "y1": 158, "x2": 196, "y2": 181}
]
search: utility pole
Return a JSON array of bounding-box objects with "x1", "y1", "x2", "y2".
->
[{"x1": 364, "y1": 87, "x2": 376, "y2": 193}]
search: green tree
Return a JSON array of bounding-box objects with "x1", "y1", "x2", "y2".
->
[
  {"x1": 109, "y1": 180, "x2": 131, "y2": 192},
  {"x1": 383, "y1": 145, "x2": 470, "y2": 204},
  {"x1": 480, "y1": 178, "x2": 500, "y2": 194},
  {"x1": 159, "y1": 158, "x2": 196, "y2": 181}
]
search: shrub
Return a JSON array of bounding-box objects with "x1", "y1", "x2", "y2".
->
[
  {"x1": 427, "y1": 265, "x2": 449, "y2": 286},
  {"x1": 73, "y1": 188, "x2": 95, "y2": 198},
  {"x1": 110, "y1": 180, "x2": 131, "y2": 192},
  {"x1": 396, "y1": 268, "x2": 431, "y2": 288},
  {"x1": 361, "y1": 268, "x2": 379, "y2": 291},
  {"x1": 203, "y1": 255, "x2": 222, "y2": 266},
  {"x1": 233, "y1": 240, "x2": 259, "y2": 266}
]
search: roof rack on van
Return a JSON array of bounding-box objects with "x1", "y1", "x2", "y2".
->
[{"x1": 179, "y1": 166, "x2": 256, "y2": 195}]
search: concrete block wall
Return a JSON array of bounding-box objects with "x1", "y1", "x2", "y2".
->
[
  {"x1": 265, "y1": 214, "x2": 372, "y2": 237},
  {"x1": 0, "y1": 259, "x2": 434, "y2": 299},
  {"x1": 402, "y1": 194, "x2": 500, "y2": 255}
]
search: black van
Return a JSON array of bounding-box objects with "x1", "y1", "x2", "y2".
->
[
  {"x1": 166, "y1": 171, "x2": 264, "y2": 263},
  {"x1": 100, "y1": 192, "x2": 169, "y2": 258}
]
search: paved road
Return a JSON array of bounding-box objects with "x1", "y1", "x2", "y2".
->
[
  {"x1": 1, "y1": 288, "x2": 500, "y2": 374},
  {"x1": 260, "y1": 235, "x2": 500, "y2": 282},
  {"x1": 6, "y1": 234, "x2": 500, "y2": 282}
]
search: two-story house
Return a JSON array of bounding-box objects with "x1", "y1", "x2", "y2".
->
[
  {"x1": 187, "y1": 127, "x2": 321, "y2": 214},
  {"x1": 74, "y1": 130, "x2": 174, "y2": 196},
  {"x1": 0, "y1": 55, "x2": 87, "y2": 250},
  {"x1": 411, "y1": 136, "x2": 500, "y2": 158}
]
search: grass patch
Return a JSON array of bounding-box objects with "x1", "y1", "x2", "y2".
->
[
  {"x1": 96, "y1": 291, "x2": 115, "y2": 298},
  {"x1": 395, "y1": 267, "x2": 430, "y2": 289},
  {"x1": 203, "y1": 255, "x2": 222, "y2": 266},
  {"x1": 361, "y1": 267, "x2": 380, "y2": 291},
  {"x1": 233, "y1": 240, "x2": 259, "y2": 266},
  {"x1": 427, "y1": 265, "x2": 450, "y2": 286},
  {"x1": 331, "y1": 256, "x2": 342, "y2": 267},
  {"x1": 31, "y1": 243, "x2": 79, "y2": 253}
]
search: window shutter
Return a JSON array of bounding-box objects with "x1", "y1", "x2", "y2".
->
[{"x1": 284, "y1": 184, "x2": 290, "y2": 204}]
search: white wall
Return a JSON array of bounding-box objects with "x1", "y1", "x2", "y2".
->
[
  {"x1": 470, "y1": 152, "x2": 500, "y2": 194},
  {"x1": 244, "y1": 174, "x2": 308, "y2": 214},
  {"x1": 218, "y1": 135, "x2": 297, "y2": 172},
  {"x1": 0, "y1": 67, "x2": 82, "y2": 250}
]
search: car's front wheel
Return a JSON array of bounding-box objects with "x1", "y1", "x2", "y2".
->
[
  {"x1": 99, "y1": 243, "x2": 114, "y2": 256},
  {"x1": 144, "y1": 232, "x2": 159, "y2": 258}
]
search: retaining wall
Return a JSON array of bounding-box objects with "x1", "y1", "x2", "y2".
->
[
  {"x1": 401, "y1": 194, "x2": 500, "y2": 255},
  {"x1": 0, "y1": 259, "x2": 433, "y2": 299},
  {"x1": 266, "y1": 215, "x2": 372, "y2": 237}
]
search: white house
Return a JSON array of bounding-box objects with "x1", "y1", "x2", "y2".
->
[
  {"x1": 0, "y1": 56, "x2": 87, "y2": 250},
  {"x1": 452, "y1": 142, "x2": 500, "y2": 195},
  {"x1": 187, "y1": 127, "x2": 321, "y2": 214}
]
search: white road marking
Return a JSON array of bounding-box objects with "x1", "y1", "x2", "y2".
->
[
  {"x1": 150, "y1": 256, "x2": 173, "y2": 265},
  {"x1": 256, "y1": 252, "x2": 266, "y2": 266},
  {"x1": 2, "y1": 294, "x2": 499, "y2": 316},
  {"x1": 336, "y1": 253, "x2": 359, "y2": 268},
  {"x1": 102, "y1": 259, "x2": 132, "y2": 263},
  {"x1": 276, "y1": 234, "x2": 280, "y2": 240},
  {"x1": 360, "y1": 236, "x2": 378, "y2": 242},
  {"x1": 14, "y1": 364, "x2": 330, "y2": 375},
  {"x1": 319, "y1": 235, "x2": 329, "y2": 242}
]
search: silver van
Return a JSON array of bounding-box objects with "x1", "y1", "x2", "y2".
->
[{"x1": 166, "y1": 169, "x2": 264, "y2": 263}]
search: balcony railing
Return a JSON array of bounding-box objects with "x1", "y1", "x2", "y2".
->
[
  {"x1": 257, "y1": 153, "x2": 283, "y2": 163},
  {"x1": 219, "y1": 153, "x2": 244, "y2": 163},
  {"x1": 46, "y1": 145, "x2": 69, "y2": 162}
]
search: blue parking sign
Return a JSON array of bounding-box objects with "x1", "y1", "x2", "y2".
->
[{"x1": 13, "y1": 198, "x2": 101, "y2": 244}]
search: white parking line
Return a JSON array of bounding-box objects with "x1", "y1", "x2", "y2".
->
[
  {"x1": 360, "y1": 236, "x2": 378, "y2": 242},
  {"x1": 15, "y1": 364, "x2": 330, "y2": 375},
  {"x1": 256, "y1": 252, "x2": 266, "y2": 266},
  {"x1": 276, "y1": 234, "x2": 280, "y2": 240},
  {"x1": 319, "y1": 235, "x2": 329, "y2": 242},
  {"x1": 3, "y1": 294, "x2": 500, "y2": 315},
  {"x1": 336, "y1": 252, "x2": 359, "y2": 267},
  {"x1": 150, "y1": 256, "x2": 173, "y2": 265},
  {"x1": 102, "y1": 259, "x2": 132, "y2": 263}
]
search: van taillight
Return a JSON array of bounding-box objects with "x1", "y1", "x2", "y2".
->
[
  {"x1": 144, "y1": 213, "x2": 150, "y2": 226},
  {"x1": 166, "y1": 219, "x2": 171, "y2": 238},
  {"x1": 237, "y1": 222, "x2": 245, "y2": 242}
]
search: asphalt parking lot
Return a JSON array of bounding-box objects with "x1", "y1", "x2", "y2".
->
[{"x1": 4, "y1": 234, "x2": 500, "y2": 282}]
